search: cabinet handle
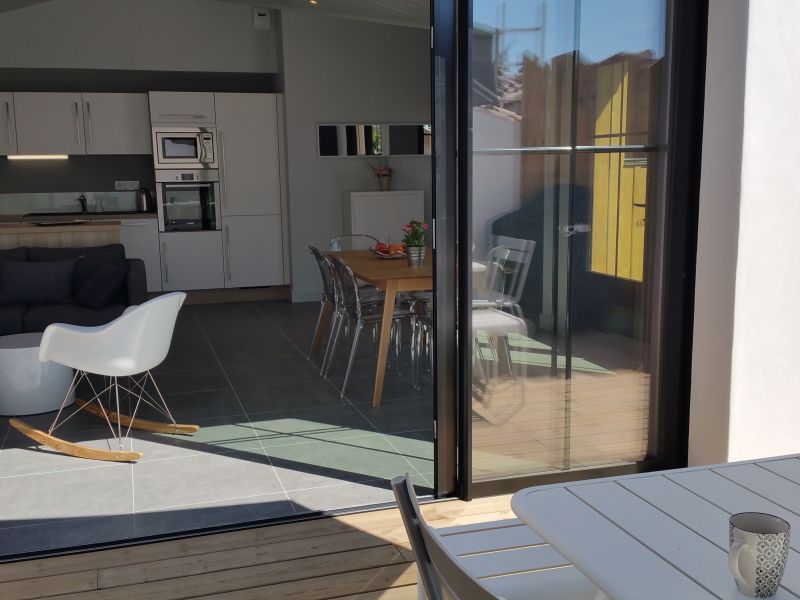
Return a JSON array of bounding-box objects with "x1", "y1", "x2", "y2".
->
[
  {"x1": 158, "y1": 113, "x2": 204, "y2": 120},
  {"x1": 220, "y1": 131, "x2": 228, "y2": 208},
  {"x1": 74, "y1": 101, "x2": 82, "y2": 146},
  {"x1": 86, "y1": 101, "x2": 93, "y2": 146},
  {"x1": 224, "y1": 225, "x2": 232, "y2": 280},
  {"x1": 4, "y1": 101, "x2": 11, "y2": 147},
  {"x1": 122, "y1": 222, "x2": 151, "y2": 227},
  {"x1": 161, "y1": 241, "x2": 169, "y2": 283}
]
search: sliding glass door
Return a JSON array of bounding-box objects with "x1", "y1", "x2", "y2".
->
[{"x1": 463, "y1": 0, "x2": 688, "y2": 489}]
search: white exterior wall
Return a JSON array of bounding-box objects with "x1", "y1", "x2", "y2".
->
[
  {"x1": 727, "y1": 0, "x2": 800, "y2": 461},
  {"x1": 690, "y1": 0, "x2": 800, "y2": 464}
]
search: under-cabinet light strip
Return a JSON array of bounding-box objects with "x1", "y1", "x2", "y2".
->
[{"x1": 7, "y1": 154, "x2": 69, "y2": 160}]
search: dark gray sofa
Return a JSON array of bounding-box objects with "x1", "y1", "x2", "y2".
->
[{"x1": 0, "y1": 244, "x2": 146, "y2": 336}]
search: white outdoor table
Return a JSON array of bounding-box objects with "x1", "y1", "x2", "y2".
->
[{"x1": 511, "y1": 455, "x2": 800, "y2": 600}]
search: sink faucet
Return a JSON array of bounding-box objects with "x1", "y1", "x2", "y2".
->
[{"x1": 77, "y1": 194, "x2": 88, "y2": 214}]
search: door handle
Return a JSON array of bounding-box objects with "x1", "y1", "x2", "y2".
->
[
  {"x1": 85, "y1": 101, "x2": 93, "y2": 146},
  {"x1": 4, "y1": 101, "x2": 11, "y2": 147},
  {"x1": 224, "y1": 225, "x2": 232, "y2": 280},
  {"x1": 161, "y1": 241, "x2": 169, "y2": 283},
  {"x1": 74, "y1": 101, "x2": 82, "y2": 146},
  {"x1": 560, "y1": 223, "x2": 591, "y2": 237},
  {"x1": 198, "y1": 133, "x2": 206, "y2": 163}
]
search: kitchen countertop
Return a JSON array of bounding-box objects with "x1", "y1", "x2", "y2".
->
[
  {"x1": 0, "y1": 212, "x2": 157, "y2": 224},
  {"x1": 0, "y1": 221, "x2": 123, "y2": 234}
]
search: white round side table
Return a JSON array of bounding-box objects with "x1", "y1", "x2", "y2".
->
[{"x1": 0, "y1": 332, "x2": 75, "y2": 416}]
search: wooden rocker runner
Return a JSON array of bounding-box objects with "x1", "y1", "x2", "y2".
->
[{"x1": 10, "y1": 292, "x2": 198, "y2": 462}]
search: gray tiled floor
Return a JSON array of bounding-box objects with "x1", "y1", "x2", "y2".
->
[{"x1": 0, "y1": 300, "x2": 433, "y2": 557}]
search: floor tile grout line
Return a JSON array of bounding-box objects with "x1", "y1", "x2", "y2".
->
[
  {"x1": 263, "y1": 300, "x2": 436, "y2": 484},
  {"x1": 192, "y1": 304, "x2": 296, "y2": 514},
  {"x1": 248, "y1": 300, "x2": 370, "y2": 502},
  {"x1": 252, "y1": 301, "x2": 421, "y2": 496},
  {"x1": 319, "y1": 357, "x2": 432, "y2": 482},
  {"x1": 0, "y1": 422, "x2": 10, "y2": 452}
]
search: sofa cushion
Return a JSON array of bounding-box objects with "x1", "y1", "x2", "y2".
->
[
  {"x1": 23, "y1": 303, "x2": 126, "y2": 333},
  {"x1": 0, "y1": 305, "x2": 26, "y2": 336},
  {"x1": 75, "y1": 262, "x2": 130, "y2": 310},
  {"x1": 0, "y1": 247, "x2": 28, "y2": 262},
  {"x1": 0, "y1": 259, "x2": 78, "y2": 305},
  {"x1": 29, "y1": 244, "x2": 126, "y2": 293}
]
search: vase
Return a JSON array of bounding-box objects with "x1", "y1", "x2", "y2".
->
[
  {"x1": 377, "y1": 174, "x2": 391, "y2": 192},
  {"x1": 407, "y1": 246, "x2": 425, "y2": 267}
]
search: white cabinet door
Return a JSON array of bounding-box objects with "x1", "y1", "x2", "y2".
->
[
  {"x1": 160, "y1": 231, "x2": 223, "y2": 291},
  {"x1": 0, "y1": 93, "x2": 17, "y2": 155},
  {"x1": 83, "y1": 93, "x2": 151, "y2": 155},
  {"x1": 215, "y1": 93, "x2": 281, "y2": 216},
  {"x1": 149, "y1": 92, "x2": 215, "y2": 124},
  {"x1": 120, "y1": 219, "x2": 162, "y2": 293},
  {"x1": 345, "y1": 191, "x2": 425, "y2": 244},
  {"x1": 14, "y1": 92, "x2": 85, "y2": 155},
  {"x1": 222, "y1": 215, "x2": 284, "y2": 288}
]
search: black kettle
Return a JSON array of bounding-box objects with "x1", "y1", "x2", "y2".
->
[{"x1": 136, "y1": 188, "x2": 154, "y2": 212}]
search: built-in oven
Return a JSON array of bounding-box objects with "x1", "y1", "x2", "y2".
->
[
  {"x1": 152, "y1": 126, "x2": 218, "y2": 170},
  {"x1": 156, "y1": 170, "x2": 221, "y2": 232}
]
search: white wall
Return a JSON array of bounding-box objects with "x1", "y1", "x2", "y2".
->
[
  {"x1": 727, "y1": 0, "x2": 800, "y2": 461},
  {"x1": 688, "y1": 0, "x2": 749, "y2": 466},
  {"x1": 0, "y1": 0, "x2": 279, "y2": 72},
  {"x1": 281, "y1": 11, "x2": 431, "y2": 302},
  {"x1": 690, "y1": 0, "x2": 800, "y2": 464}
]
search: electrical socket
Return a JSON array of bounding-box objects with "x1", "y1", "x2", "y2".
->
[{"x1": 115, "y1": 180, "x2": 140, "y2": 191}]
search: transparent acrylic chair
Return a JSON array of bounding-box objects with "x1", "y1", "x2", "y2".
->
[
  {"x1": 323, "y1": 255, "x2": 411, "y2": 398},
  {"x1": 329, "y1": 234, "x2": 380, "y2": 251}
]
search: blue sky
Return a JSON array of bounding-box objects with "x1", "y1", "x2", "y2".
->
[{"x1": 473, "y1": 0, "x2": 666, "y2": 68}]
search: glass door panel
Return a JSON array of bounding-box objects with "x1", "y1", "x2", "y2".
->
[{"x1": 469, "y1": 0, "x2": 669, "y2": 483}]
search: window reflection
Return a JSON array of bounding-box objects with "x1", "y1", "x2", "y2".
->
[{"x1": 470, "y1": 0, "x2": 667, "y2": 481}]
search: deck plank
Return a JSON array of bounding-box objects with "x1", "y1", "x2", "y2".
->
[{"x1": 1, "y1": 496, "x2": 512, "y2": 600}]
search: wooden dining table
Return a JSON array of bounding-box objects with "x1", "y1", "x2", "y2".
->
[{"x1": 327, "y1": 249, "x2": 432, "y2": 407}]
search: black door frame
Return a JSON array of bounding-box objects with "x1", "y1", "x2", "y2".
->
[{"x1": 432, "y1": 0, "x2": 709, "y2": 499}]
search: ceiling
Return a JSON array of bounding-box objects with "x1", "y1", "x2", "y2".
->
[
  {"x1": 0, "y1": 0, "x2": 52, "y2": 14},
  {"x1": 218, "y1": 0, "x2": 429, "y2": 29},
  {"x1": 0, "y1": 0, "x2": 429, "y2": 28}
]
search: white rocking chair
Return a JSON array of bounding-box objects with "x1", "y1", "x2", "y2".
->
[{"x1": 10, "y1": 292, "x2": 198, "y2": 462}]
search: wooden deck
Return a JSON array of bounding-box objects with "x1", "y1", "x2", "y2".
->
[{"x1": 0, "y1": 495, "x2": 515, "y2": 600}]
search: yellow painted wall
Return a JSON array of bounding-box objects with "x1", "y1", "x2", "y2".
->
[{"x1": 590, "y1": 61, "x2": 646, "y2": 283}]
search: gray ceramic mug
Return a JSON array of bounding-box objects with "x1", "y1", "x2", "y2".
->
[{"x1": 729, "y1": 512, "x2": 791, "y2": 597}]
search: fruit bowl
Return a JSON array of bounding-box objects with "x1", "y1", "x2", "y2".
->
[{"x1": 370, "y1": 245, "x2": 406, "y2": 259}]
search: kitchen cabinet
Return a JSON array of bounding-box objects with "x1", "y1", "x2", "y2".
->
[
  {"x1": 120, "y1": 219, "x2": 162, "y2": 293},
  {"x1": 159, "y1": 231, "x2": 223, "y2": 291},
  {"x1": 14, "y1": 92, "x2": 85, "y2": 155},
  {"x1": 149, "y1": 92, "x2": 215, "y2": 125},
  {"x1": 344, "y1": 191, "x2": 426, "y2": 244},
  {"x1": 222, "y1": 215, "x2": 284, "y2": 288},
  {"x1": 215, "y1": 93, "x2": 281, "y2": 216},
  {"x1": 0, "y1": 93, "x2": 17, "y2": 155},
  {"x1": 82, "y1": 93, "x2": 151, "y2": 155}
]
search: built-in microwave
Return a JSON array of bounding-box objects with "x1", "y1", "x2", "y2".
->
[
  {"x1": 152, "y1": 126, "x2": 218, "y2": 170},
  {"x1": 156, "y1": 169, "x2": 221, "y2": 232}
]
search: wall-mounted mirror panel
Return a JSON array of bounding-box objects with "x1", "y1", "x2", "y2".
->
[
  {"x1": 388, "y1": 124, "x2": 432, "y2": 155},
  {"x1": 318, "y1": 124, "x2": 383, "y2": 157},
  {"x1": 317, "y1": 124, "x2": 432, "y2": 157}
]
